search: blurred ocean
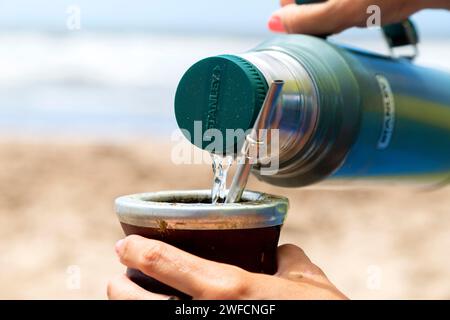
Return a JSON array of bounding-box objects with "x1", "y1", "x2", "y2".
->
[
  {"x1": 0, "y1": 32, "x2": 266, "y2": 140},
  {"x1": 1, "y1": 31, "x2": 449, "y2": 141}
]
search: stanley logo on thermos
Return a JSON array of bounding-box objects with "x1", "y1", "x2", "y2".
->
[
  {"x1": 376, "y1": 75, "x2": 395, "y2": 150},
  {"x1": 206, "y1": 65, "x2": 222, "y2": 130}
]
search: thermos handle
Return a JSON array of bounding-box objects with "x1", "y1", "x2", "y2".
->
[{"x1": 295, "y1": 0, "x2": 418, "y2": 59}]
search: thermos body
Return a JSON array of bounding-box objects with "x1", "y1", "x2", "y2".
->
[
  {"x1": 331, "y1": 42, "x2": 450, "y2": 184},
  {"x1": 175, "y1": 35, "x2": 450, "y2": 188}
]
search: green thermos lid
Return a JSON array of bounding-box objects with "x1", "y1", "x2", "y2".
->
[{"x1": 175, "y1": 54, "x2": 268, "y2": 155}]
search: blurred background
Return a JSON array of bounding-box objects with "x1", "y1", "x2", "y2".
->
[{"x1": 0, "y1": 0, "x2": 449, "y2": 299}]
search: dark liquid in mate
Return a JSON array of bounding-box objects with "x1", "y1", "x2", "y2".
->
[{"x1": 121, "y1": 223, "x2": 281, "y2": 299}]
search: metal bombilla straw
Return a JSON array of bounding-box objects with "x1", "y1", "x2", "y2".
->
[{"x1": 225, "y1": 80, "x2": 285, "y2": 203}]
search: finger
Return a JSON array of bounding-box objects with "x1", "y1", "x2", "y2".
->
[
  {"x1": 107, "y1": 274, "x2": 172, "y2": 300},
  {"x1": 275, "y1": 244, "x2": 328, "y2": 280},
  {"x1": 280, "y1": 0, "x2": 295, "y2": 6},
  {"x1": 116, "y1": 235, "x2": 252, "y2": 299},
  {"x1": 269, "y1": 2, "x2": 356, "y2": 35}
]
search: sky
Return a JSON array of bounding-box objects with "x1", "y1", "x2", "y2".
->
[{"x1": 0, "y1": 0, "x2": 449, "y2": 36}]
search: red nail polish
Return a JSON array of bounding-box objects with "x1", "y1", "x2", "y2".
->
[{"x1": 268, "y1": 15, "x2": 285, "y2": 33}]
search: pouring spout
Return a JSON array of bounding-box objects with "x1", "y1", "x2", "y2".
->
[{"x1": 225, "y1": 80, "x2": 284, "y2": 204}]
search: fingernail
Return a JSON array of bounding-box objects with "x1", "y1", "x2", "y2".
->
[
  {"x1": 115, "y1": 239, "x2": 124, "y2": 255},
  {"x1": 268, "y1": 15, "x2": 285, "y2": 33}
]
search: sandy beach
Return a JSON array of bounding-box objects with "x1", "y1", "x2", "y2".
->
[{"x1": 0, "y1": 138, "x2": 449, "y2": 299}]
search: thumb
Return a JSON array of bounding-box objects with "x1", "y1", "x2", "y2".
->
[
  {"x1": 275, "y1": 244, "x2": 329, "y2": 283},
  {"x1": 268, "y1": 2, "x2": 350, "y2": 35}
]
